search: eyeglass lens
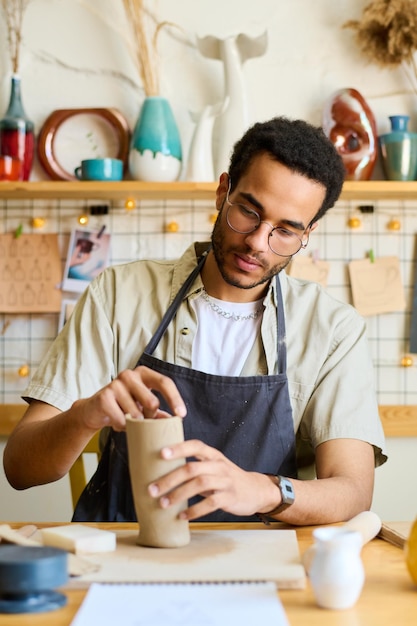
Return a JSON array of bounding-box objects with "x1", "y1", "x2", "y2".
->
[{"x1": 226, "y1": 202, "x2": 306, "y2": 257}]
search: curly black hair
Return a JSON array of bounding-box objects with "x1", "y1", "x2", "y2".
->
[{"x1": 228, "y1": 116, "x2": 345, "y2": 223}]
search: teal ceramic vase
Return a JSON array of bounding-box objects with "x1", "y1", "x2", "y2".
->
[
  {"x1": 129, "y1": 97, "x2": 182, "y2": 182},
  {"x1": 378, "y1": 115, "x2": 417, "y2": 181}
]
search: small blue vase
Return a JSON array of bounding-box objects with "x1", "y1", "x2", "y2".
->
[
  {"x1": 129, "y1": 97, "x2": 182, "y2": 182},
  {"x1": 378, "y1": 115, "x2": 417, "y2": 181}
]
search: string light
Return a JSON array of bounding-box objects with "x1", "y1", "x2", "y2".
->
[
  {"x1": 78, "y1": 214, "x2": 89, "y2": 226},
  {"x1": 125, "y1": 198, "x2": 136, "y2": 211},
  {"x1": 387, "y1": 218, "x2": 401, "y2": 231},
  {"x1": 31, "y1": 217, "x2": 46, "y2": 229},
  {"x1": 0, "y1": 356, "x2": 32, "y2": 377},
  {"x1": 209, "y1": 213, "x2": 217, "y2": 224},
  {"x1": 347, "y1": 215, "x2": 362, "y2": 229},
  {"x1": 18, "y1": 364, "x2": 30, "y2": 377},
  {"x1": 166, "y1": 221, "x2": 179, "y2": 233},
  {"x1": 401, "y1": 355, "x2": 414, "y2": 367}
]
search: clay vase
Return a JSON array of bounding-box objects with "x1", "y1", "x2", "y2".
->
[
  {"x1": 125, "y1": 415, "x2": 190, "y2": 548},
  {"x1": 322, "y1": 87, "x2": 378, "y2": 181}
]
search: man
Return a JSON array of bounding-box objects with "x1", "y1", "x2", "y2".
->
[{"x1": 4, "y1": 117, "x2": 387, "y2": 524}]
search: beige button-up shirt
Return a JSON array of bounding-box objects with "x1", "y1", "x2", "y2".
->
[{"x1": 24, "y1": 242, "x2": 387, "y2": 470}]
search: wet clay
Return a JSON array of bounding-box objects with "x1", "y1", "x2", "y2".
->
[{"x1": 125, "y1": 415, "x2": 190, "y2": 548}]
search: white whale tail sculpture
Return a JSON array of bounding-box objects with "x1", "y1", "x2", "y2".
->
[
  {"x1": 197, "y1": 31, "x2": 268, "y2": 178},
  {"x1": 186, "y1": 98, "x2": 229, "y2": 182}
]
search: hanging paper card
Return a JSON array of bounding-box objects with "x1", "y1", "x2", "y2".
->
[
  {"x1": 287, "y1": 256, "x2": 329, "y2": 287},
  {"x1": 348, "y1": 256, "x2": 406, "y2": 316},
  {"x1": 0, "y1": 233, "x2": 62, "y2": 313},
  {"x1": 62, "y1": 228, "x2": 111, "y2": 293}
]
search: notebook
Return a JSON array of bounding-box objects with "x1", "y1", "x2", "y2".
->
[
  {"x1": 378, "y1": 522, "x2": 411, "y2": 548},
  {"x1": 70, "y1": 581, "x2": 289, "y2": 626}
]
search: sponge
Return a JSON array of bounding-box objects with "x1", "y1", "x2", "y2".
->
[{"x1": 40, "y1": 525, "x2": 116, "y2": 554}]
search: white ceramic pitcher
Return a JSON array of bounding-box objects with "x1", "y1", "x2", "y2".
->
[{"x1": 309, "y1": 526, "x2": 365, "y2": 610}]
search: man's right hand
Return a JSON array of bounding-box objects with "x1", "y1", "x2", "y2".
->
[
  {"x1": 3, "y1": 366, "x2": 186, "y2": 490},
  {"x1": 75, "y1": 365, "x2": 187, "y2": 432}
]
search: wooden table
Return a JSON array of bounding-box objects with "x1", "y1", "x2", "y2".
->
[{"x1": 1, "y1": 522, "x2": 417, "y2": 625}]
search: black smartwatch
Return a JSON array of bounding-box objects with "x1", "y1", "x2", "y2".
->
[{"x1": 256, "y1": 475, "x2": 295, "y2": 523}]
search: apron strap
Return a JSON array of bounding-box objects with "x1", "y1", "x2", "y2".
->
[
  {"x1": 275, "y1": 274, "x2": 287, "y2": 374},
  {"x1": 143, "y1": 249, "x2": 209, "y2": 355}
]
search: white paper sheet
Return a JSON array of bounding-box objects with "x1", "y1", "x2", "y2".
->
[{"x1": 70, "y1": 581, "x2": 289, "y2": 626}]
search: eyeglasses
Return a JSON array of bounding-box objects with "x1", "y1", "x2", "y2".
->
[{"x1": 225, "y1": 185, "x2": 311, "y2": 257}]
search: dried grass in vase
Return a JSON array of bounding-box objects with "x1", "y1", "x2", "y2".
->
[
  {"x1": 0, "y1": 0, "x2": 32, "y2": 74},
  {"x1": 344, "y1": 0, "x2": 417, "y2": 94},
  {"x1": 121, "y1": 0, "x2": 176, "y2": 97}
]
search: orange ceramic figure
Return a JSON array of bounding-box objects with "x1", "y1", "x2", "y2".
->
[{"x1": 322, "y1": 88, "x2": 378, "y2": 181}]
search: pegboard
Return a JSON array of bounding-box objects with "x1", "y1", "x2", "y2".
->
[{"x1": 1, "y1": 194, "x2": 417, "y2": 405}]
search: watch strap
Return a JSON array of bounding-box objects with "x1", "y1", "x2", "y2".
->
[{"x1": 256, "y1": 475, "x2": 295, "y2": 524}]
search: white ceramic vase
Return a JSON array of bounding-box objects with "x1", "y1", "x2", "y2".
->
[
  {"x1": 197, "y1": 31, "x2": 268, "y2": 178},
  {"x1": 186, "y1": 99, "x2": 228, "y2": 182}
]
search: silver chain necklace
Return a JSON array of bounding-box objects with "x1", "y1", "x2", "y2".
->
[{"x1": 200, "y1": 289, "x2": 263, "y2": 322}]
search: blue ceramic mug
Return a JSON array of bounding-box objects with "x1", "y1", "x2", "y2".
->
[{"x1": 74, "y1": 158, "x2": 123, "y2": 181}]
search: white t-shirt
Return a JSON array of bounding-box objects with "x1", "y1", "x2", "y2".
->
[{"x1": 191, "y1": 293, "x2": 263, "y2": 375}]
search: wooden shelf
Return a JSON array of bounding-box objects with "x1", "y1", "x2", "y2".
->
[
  {"x1": 0, "y1": 181, "x2": 217, "y2": 201},
  {"x1": 378, "y1": 405, "x2": 417, "y2": 437},
  {"x1": 1, "y1": 180, "x2": 417, "y2": 201},
  {"x1": 340, "y1": 181, "x2": 417, "y2": 201}
]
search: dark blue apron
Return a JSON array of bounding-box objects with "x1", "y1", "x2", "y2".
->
[{"x1": 73, "y1": 250, "x2": 296, "y2": 522}]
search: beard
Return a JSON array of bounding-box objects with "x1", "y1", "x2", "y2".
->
[{"x1": 211, "y1": 210, "x2": 291, "y2": 290}]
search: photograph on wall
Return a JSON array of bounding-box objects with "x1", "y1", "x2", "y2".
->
[{"x1": 62, "y1": 227, "x2": 111, "y2": 293}]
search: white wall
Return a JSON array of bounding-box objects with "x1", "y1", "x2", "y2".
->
[
  {"x1": 0, "y1": 0, "x2": 415, "y2": 180},
  {"x1": 0, "y1": 439, "x2": 97, "y2": 522},
  {"x1": 0, "y1": 439, "x2": 73, "y2": 522},
  {"x1": 372, "y1": 439, "x2": 417, "y2": 522},
  {"x1": 1, "y1": 0, "x2": 416, "y2": 523}
]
